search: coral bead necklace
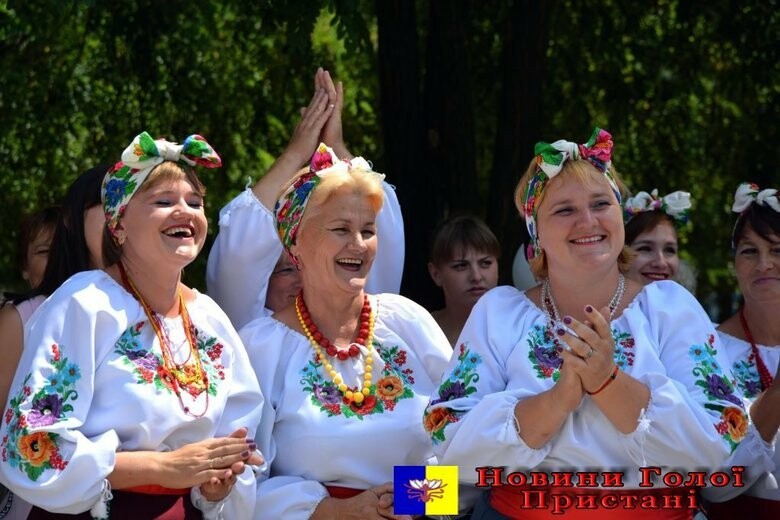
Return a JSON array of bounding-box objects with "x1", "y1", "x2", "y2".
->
[{"x1": 295, "y1": 291, "x2": 375, "y2": 404}]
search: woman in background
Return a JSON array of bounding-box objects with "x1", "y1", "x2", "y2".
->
[
  {"x1": 427, "y1": 214, "x2": 500, "y2": 346},
  {"x1": 623, "y1": 188, "x2": 691, "y2": 286},
  {"x1": 704, "y1": 182, "x2": 779, "y2": 517}
]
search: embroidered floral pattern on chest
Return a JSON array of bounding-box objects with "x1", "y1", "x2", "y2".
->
[
  {"x1": 115, "y1": 321, "x2": 226, "y2": 398},
  {"x1": 2, "y1": 344, "x2": 77, "y2": 481},
  {"x1": 300, "y1": 342, "x2": 415, "y2": 420},
  {"x1": 731, "y1": 357, "x2": 762, "y2": 399},
  {"x1": 424, "y1": 344, "x2": 482, "y2": 445},
  {"x1": 689, "y1": 334, "x2": 747, "y2": 451},
  {"x1": 527, "y1": 324, "x2": 636, "y2": 381}
]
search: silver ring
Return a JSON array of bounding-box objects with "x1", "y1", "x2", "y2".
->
[
  {"x1": 585, "y1": 347, "x2": 594, "y2": 359},
  {"x1": 209, "y1": 458, "x2": 214, "y2": 469}
]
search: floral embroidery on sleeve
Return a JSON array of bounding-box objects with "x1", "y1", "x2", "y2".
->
[
  {"x1": 2, "y1": 344, "x2": 77, "y2": 480},
  {"x1": 690, "y1": 334, "x2": 747, "y2": 451},
  {"x1": 299, "y1": 342, "x2": 415, "y2": 420},
  {"x1": 424, "y1": 344, "x2": 482, "y2": 445},
  {"x1": 114, "y1": 321, "x2": 226, "y2": 397}
]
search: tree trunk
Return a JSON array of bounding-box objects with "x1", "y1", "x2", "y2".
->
[
  {"x1": 488, "y1": 0, "x2": 557, "y2": 285},
  {"x1": 375, "y1": 0, "x2": 430, "y2": 304}
]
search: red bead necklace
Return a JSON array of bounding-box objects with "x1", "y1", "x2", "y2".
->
[
  {"x1": 296, "y1": 291, "x2": 371, "y2": 360},
  {"x1": 739, "y1": 305, "x2": 774, "y2": 392}
]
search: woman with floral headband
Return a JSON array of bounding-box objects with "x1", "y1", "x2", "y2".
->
[
  {"x1": 702, "y1": 183, "x2": 780, "y2": 517},
  {"x1": 240, "y1": 142, "x2": 450, "y2": 519},
  {"x1": 623, "y1": 189, "x2": 691, "y2": 286},
  {"x1": 0, "y1": 133, "x2": 263, "y2": 518},
  {"x1": 207, "y1": 68, "x2": 404, "y2": 329},
  {"x1": 424, "y1": 128, "x2": 746, "y2": 519}
]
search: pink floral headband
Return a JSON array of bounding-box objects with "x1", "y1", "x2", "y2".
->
[
  {"x1": 274, "y1": 143, "x2": 382, "y2": 260},
  {"x1": 521, "y1": 127, "x2": 620, "y2": 260},
  {"x1": 102, "y1": 131, "x2": 221, "y2": 237}
]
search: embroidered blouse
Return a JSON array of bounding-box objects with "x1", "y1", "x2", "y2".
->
[
  {"x1": 425, "y1": 281, "x2": 747, "y2": 489},
  {"x1": 239, "y1": 293, "x2": 450, "y2": 519},
  {"x1": 207, "y1": 185, "x2": 405, "y2": 331},
  {"x1": 700, "y1": 331, "x2": 778, "y2": 502},
  {"x1": 0, "y1": 270, "x2": 263, "y2": 518}
]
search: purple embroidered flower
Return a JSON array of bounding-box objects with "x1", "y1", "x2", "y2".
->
[
  {"x1": 127, "y1": 350, "x2": 158, "y2": 371},
  {"x1": 313, "y1": 384, "x2": 341, "y2": 405},
  {"x1": 706, "y1": 374, "x2": 742, "y2": 406},
  {"x1": 533, "y1": 345, "x2": 562, "y2": 370},
  {"x1": 27, "y1": 394, "x2": 64, "y2": 427},
  {"x1": 431, "y1": 381, "x2": 467, "y2": 405},
  {"x1": 744, "y1": 379, "x2": 761, "y2": 398}
]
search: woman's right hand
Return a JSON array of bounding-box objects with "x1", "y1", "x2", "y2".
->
[
  {"x1": 312, "y1": 483, "x2": 413, "y2": 520},
  {"x1": 156, "y1": 427, "x2": 259, "y2": 489}
]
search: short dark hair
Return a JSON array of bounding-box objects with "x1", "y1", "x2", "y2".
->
[
  {"x1": 733, "y1": 203, "x2": 780, "y2": 249},
  {"x1": 429, "y1": 214, "x2": 500, "y2": 266},
  {"x1": 625, "y1": 211, "x2": 677, "y2": 246}
]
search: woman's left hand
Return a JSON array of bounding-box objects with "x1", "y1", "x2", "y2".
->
[
  {"x1": 199, "y1": 471, "x2": 238, "y2": 503},
  {"x1": 556, "y1": 305, "x2": 616, "y2": 392}
]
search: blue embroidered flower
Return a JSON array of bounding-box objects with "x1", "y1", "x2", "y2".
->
[
  {"x1": 689, "y1": 344, "x2": 709, "y2": 363},
  {"x1": 104, "y1": 178, "x2": 128, "y2": 207},
  {"x1": 61, "y1": 363, "x2": 81, "y2": 386}
]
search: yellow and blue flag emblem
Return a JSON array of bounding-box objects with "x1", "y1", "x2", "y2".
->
[{"x1": 394, "y1": 465, "x2": 459, "y2": 515}]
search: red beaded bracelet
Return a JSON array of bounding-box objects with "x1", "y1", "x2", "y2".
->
[{"x1": 587, "y1": 365, "x2": 619, "y2": 395}]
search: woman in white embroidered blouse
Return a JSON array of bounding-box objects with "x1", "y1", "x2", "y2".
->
[
  {"x1": 0, "y1": 133, "x2": 263, "y2": 519},
  {"x1": 703, "y1": 182, "x2": 780, "y2": 518},
  {"x1": 240, "y1": 138, "x2": 450, "y2": 519},
  {"x1": 424, "y1": 128, "x2": 746, "y2": 519}
]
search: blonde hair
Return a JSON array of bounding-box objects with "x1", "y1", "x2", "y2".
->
[
  {"x1": 280, "y1": 166, "x2": 385, "y2": 238},
  {"x1": 514, "y1": 158, "x2": 634, "y2": 278}
]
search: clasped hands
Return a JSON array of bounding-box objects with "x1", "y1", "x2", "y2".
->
[
  {"x1": 553, "y1": 305, "x2": 619, "y2": 407},
  {"x1": 160, "y1": 427, "x2": 262, "y2": 503}
]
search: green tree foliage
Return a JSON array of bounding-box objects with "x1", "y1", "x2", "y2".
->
[{"x1": 0, "y1": 0, "x2": 776, "y2": 320}]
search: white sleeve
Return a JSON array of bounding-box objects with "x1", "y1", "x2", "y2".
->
[
  {"x1": 618, "y1": 283, "x2": 749, "y2": 469},
  {"x1": 0, "y1": 279, "x2": 125, "y2": 514},
  {"x1": 365, "y1": 182, "x2": 404, "y2": 295},
  {"x1": 700, "y1": 423, "x2": 776, "y2": 502},
  {"x1": 207, "y1": 189, "x2": 281, "y2": 330},
  {"x1": 424, "y1": 289, "x2": 551, "y2": 482},
  {"x1": 201, "y1": 300, "x2": 265, "y2": 518},
  {"x1": 239, "y1": 319, "x2": 328, "y2": 520}
]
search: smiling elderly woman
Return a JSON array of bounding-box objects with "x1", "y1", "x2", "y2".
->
[
  {"x1": 240, "y1": 144, "x2": 451, "y2": 520},
  {"x1": 425, "y1": 128, "x2": 747, "y2": 519},
  {"x1": 0, "y1": 132, "x2": 263, "y2": 519}
]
